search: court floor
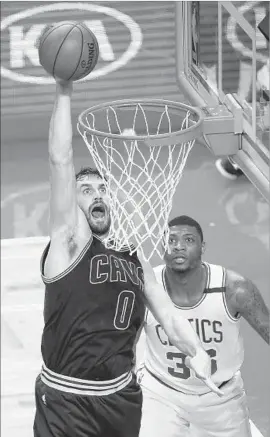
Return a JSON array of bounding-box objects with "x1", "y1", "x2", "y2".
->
[{"x1": 1, "y1": 139, "x2": 269, "y2": 437}]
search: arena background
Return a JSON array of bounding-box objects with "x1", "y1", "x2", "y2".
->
[{"x1": 1, "y1": 2, "x2": 269, "y2": 436}]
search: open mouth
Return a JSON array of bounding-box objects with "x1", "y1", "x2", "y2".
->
[{"x1": 91, "y1": 204, "x2": 106, "y2": 219}]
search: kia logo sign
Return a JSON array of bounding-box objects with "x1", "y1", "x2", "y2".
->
[
  {"x1": 1, "y1": 183, "x2": 50, "y2": 238},
  {"x1": 1, "y1": 2, "x2": 143, "y2": 84}
]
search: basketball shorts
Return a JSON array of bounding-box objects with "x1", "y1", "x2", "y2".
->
[
  {"x1": 139, "y1": 368, "x2": 252, "y2": 437},
  {"x1": 33, "y1": 367, "x2": 142, "y2": 437}
]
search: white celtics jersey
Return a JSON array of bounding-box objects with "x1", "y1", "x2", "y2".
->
[{"x1": 143, "y1": 262, "x2": 244, "y2": 395}]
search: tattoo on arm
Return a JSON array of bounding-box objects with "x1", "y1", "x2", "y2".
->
[{"x1": 233, "y1": 276, "x2": 269, "y2": 344}]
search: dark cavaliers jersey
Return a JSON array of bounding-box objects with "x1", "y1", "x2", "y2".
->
[{"x1": 40, "y1": 236, "x2": 145, "y2": 380}]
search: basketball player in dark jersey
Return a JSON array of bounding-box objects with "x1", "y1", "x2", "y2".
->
[{"x1": 33, "y1": 81, "x2": 222, "y2": 437}]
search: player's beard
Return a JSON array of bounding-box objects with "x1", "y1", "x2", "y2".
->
[
  {"x1": 89, "y1": 214, "x2": 111, "y2": 235},
  {"x1": 87, "y1": 203, "x2": 111, "y2": 236}
]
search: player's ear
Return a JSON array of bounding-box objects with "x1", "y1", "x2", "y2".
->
[{"x1": 201, "y1": 241, "x2": 206, "y2": 254}]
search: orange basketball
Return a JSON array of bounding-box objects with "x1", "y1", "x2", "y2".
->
[{"x1": 38, "y1": 21, "x2": 99, "y2": 81}]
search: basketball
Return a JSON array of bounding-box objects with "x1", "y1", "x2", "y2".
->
[{"x1": 38, "y1": 22, "x2": 99, "y2": 82}]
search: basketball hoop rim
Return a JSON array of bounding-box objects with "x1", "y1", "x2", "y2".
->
[{"x1": 77, "y1": 99, "x2": 204, "y2": 146}]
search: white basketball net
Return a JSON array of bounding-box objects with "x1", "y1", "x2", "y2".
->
[{"x1": 78, "y1": 101, "x2": 197, "y2": 261}]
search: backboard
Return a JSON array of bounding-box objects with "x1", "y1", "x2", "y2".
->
[{"x1": 176, "y1": 1, "x2": 269, "y2": 201}]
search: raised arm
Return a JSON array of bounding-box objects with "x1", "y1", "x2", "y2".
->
[
  {"x1": 137, "y1": 251, "x2": 223, "y2": 395},
  {"x1": 48, "y1": 81, "x2": 79, "y2": 238},
  {"x1": 226, "y1": 270, "x2": 269, "y2": 344}
]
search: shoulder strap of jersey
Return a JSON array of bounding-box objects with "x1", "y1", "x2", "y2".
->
[{"x1": 204, "y1": 262, "x2": 226, "y2": 293}]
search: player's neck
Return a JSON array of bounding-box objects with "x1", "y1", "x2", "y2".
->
[
  {"x1": 92, "y1": 231, "x2": 110, "y2": 240},
  {"x1": 165, "y1": 263, "x2": 206, "y2": 303}
]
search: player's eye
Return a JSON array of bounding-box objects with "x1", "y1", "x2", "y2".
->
[
  {"x1": 83, "y1": 188, "x2": 92, "y2": 195},
  {"x1": 100, "y1": 187, "x2": 106, "y2": 193},
  {"x1": 186, "y1": 237, "x2": 194, "y2": 243}
]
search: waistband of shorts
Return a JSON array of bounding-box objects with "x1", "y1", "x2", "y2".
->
[
  {"x1": 145, "y1": 366, "x2": 231, "y2": 396},
  {"x1": 41, "y1": 363, "x2": 133, "y2": 396}
]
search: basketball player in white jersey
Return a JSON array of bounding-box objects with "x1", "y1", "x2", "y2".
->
[{"x1": 137, "y1": 215, "x2": 269, "y2": 437}]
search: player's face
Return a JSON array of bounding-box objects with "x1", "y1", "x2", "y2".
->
[
  {"x1": 76, "y1": 175, "x2": 111, "y2": 235},
  {"x1": 164, "y1": 225, "x2": 204, "y2": 272}
]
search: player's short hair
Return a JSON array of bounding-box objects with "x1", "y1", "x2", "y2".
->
[
  {"x1": 168, "y1": 215, "x2": 204, "y2": 241},
  {"x1": 76, "y1": 167, "x2": 105, "y2": 181}
]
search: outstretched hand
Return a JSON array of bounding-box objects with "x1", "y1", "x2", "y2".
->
[
  {"x1": 55, "y1": 79, "x2": 73, "y2": 95},
  {"x1": 185, "y1": 352, "x2": 224, "y2": 396}
]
